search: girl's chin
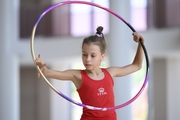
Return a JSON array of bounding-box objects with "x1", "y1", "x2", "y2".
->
[{"x1": 85, "y1": 66, "x2": 93, "y2": 70}]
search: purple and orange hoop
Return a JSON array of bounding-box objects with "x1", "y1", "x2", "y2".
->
[{"x1": 30, "y1": 0, "x2": 149, "y2": 111}]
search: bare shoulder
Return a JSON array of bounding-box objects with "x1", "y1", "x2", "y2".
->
[
  {"x1": 67, "y1": 69, "x2": 82, "y2": 89},
  {"x1": 106, "y1": 66, "x2": 124, "y2": 77},
  {"x1": 106, "y1": 67, "x2": 116, "y2": 77},
  {"x1": 71, "y1": 69, "x2": 82, "y2": 80},
  {"x1": 64, "y1": 69, "x2": 82, "y2": 80}
]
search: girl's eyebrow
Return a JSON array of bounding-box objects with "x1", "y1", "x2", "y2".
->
[
  {"x1": 82, "y1": 51, "x2": 96, "y2": 55},
  {"x1": 82, "y1": 51, "x2": 87, "y2": 53}
]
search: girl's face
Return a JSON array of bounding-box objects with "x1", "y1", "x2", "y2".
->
[{"x1": 82, "y1": 43, "x2": 105, "y2": 71}]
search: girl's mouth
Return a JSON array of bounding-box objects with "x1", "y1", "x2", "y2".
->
[{"x1": 85, "y1": 64, "x2": 91, "y2": 67}]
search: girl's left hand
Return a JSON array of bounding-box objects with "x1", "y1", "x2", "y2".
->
[{"x1": 132, "y1": 32, "x2": 144, "y2": 43}]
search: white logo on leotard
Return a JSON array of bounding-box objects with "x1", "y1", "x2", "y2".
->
[{"x1": 97, "y1": 87, "x2": 107, "y2": 96}]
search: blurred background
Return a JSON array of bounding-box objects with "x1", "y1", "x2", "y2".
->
[{"x1": 0, "y1": 0, "x2": 180, "y2": 120}]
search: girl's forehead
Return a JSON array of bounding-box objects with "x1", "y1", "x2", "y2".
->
[{"x1": 82, "y1": 44, "x2": 101, "y2": 52}]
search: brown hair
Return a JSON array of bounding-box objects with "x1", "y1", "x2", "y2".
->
[{"x1": 82, "y1": 26, "x2": 106, "y2": 54}]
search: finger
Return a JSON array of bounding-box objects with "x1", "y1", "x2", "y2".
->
[
  {"x1": 132, "y1": 32, "x2": 135, "y2": 35},
  {"x1": 133, "y1": 36, "x2": 138, "y2": 40},
  {"x1": 38, "y1": 54, "x2": 40, "y2": 58},
  {"x1": 134, "y1": 37, "x2": 139, "y2": 43},
  {"x1": 140, "y1": 36, "x2": 144, "y2": 42},
  {"x1": 40, "y1": 67, "x2": 44, "y2": 71},
  {"x1": 37, "y1": 73, "x2": 40, "y2": 78},
  {"x1": 132, "y1": 32, "x2": 137, "y2": 36}
]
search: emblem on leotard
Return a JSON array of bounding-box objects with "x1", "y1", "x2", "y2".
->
[{"x1": 97, "y1": 87, "x2": 107, "y2": 96}]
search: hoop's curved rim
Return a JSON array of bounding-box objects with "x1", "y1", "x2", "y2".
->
[{"x1": 30, "y1": 1, "x2": 149, "y2": 111}]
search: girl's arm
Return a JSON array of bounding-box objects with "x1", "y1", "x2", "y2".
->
[
  {"x1": 35, "y1": 54, "x2": 80, "y2": 81},
  {"x1": 35, "y1": 54, "x2": 82, "y2": 89},
  {"x1": 41, "y1": 67, "x2": 80, "y2": 81},
  {"x1": 107, "y1": 32, "x2": 144, "y2": 77}
]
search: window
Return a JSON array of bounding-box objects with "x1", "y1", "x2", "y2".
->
[
  {"x1": 131, "y1": 0, "x2": 147, "y2": 31},
  {"x1": 70, "y1": 0, "x2": 109, "y2": 37},
  {"x1": 20, "y1": 0, "x2": 109, "y2": 38}
]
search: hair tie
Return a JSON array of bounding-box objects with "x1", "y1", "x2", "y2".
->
[{"x1": 96, "y1": 33, "x2": 102, "y2": 37}]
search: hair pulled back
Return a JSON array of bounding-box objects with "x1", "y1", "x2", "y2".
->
[{"x1": 82, "y1": 26, "x2": 106, "y2": 54}]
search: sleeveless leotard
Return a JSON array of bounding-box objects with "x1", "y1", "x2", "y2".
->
[{"x1": 77, "y1": 68, "x2": 116, "y2": 120}]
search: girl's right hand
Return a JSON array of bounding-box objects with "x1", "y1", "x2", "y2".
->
[{"x1": 35, "y1": 54, "x2": 46, "y2": 78}]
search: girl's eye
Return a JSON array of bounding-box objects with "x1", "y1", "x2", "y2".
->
[
  {"x1": 83, "y1": 54, "x2": 87, "y2": 56},
  {"x1": 91, "y1": 55, "x2": 96, "y2": 57}
]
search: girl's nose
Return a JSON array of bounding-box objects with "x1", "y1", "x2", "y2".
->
[{"x1": 86, "y1": 56, "x2": 91, "y2": 61}]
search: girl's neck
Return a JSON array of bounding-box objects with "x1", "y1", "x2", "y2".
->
[
  {"x1": 85, "y1": 68, "x2": 104, "y2": 80},
  {"x1": 85, "y1": 68, "x2": 103, "y2": 75}
]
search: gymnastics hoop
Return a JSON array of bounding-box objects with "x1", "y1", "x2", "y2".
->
[{"x1": 30, "y1": 1, "x2": 149, "y2": 111}]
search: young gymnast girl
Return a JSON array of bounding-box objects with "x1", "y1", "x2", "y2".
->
[{"x1": 35, "y1": 26, "x2": 144, "y2": 120}]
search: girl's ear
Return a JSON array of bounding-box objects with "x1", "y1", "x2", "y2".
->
[{"x1": 101, "y1": 53, "x2": 105, "y2": 60}]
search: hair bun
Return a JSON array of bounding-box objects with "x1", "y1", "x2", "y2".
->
[{"x1": 96, "y1": 26, "x2": 103, "y2": 35}]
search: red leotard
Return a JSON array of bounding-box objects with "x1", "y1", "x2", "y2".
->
[{"x1": 77, "y1": 68, "x2": 117, "y2": 120}]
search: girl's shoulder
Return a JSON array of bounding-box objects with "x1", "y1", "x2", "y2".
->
[
  {"x1": 69, "y1": 69, "x2": 83, "y2": 89},
  {"x1": 105, "y1": 67, "x2": 118, "y2": 77},
  {"x1": 69, "y1": 69, "x2": 82, "y2": 76}
]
